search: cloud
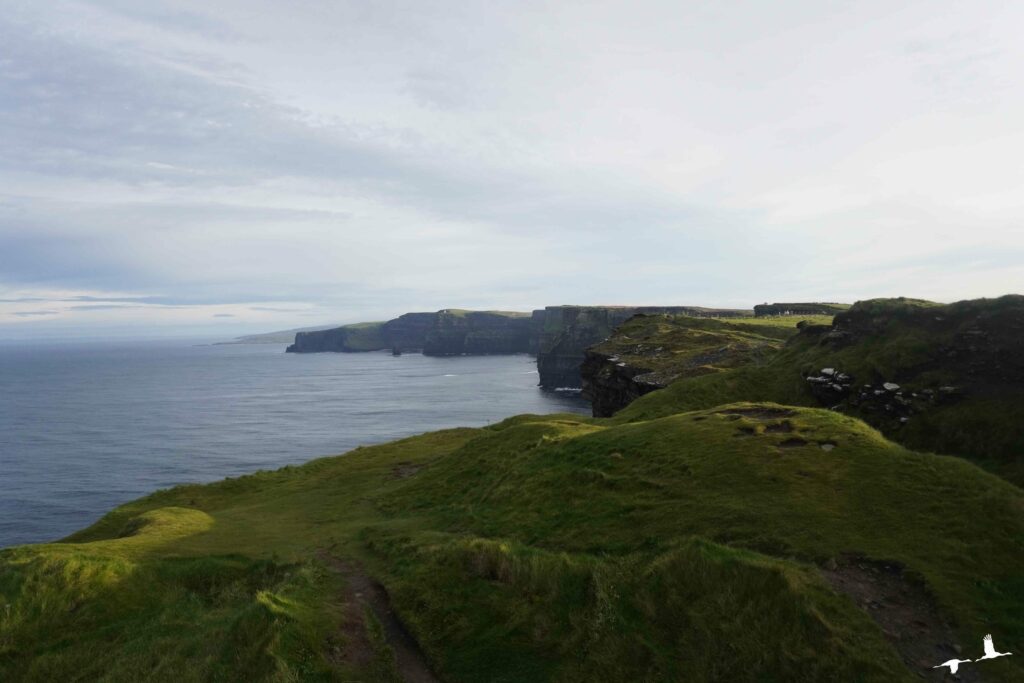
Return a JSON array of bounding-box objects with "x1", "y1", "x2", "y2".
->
[{"x1": 2, "y1": 1, "x2": 1024, "y2": 339}]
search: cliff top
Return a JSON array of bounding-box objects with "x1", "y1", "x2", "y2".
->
[
  {"x1": 8, "y1": 296, "x2": 1024, "y2": 681},
  {"x1": 7, "y1": 402, "x2": 1022, "y2": 680},
  {"x1": 614, "y1": 295, "x2": 1024, "y2": 485},
  {"x1": 754, "y1": 302, "x2": 851, "y2": 316},
  {"x1": 588, "y1": 313, "x2": 835, "y2": 381}
]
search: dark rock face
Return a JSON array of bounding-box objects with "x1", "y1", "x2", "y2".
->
[
  {"x1": 287, "y1": 310, "x2": 535, "y2": 355},
  {"x1": 580, "y1": 349, "x2": 667, "y2": 417},
  {"x1": 791, "y1": 295, "x2": 1024, "y2": 469},
  {"x1": 801, "y1": 296, "x2": 1024, "y2": 386},
  {"x1": 579, "y1": 314, "x2": 797, "y2": 417},
  {"x1": 382, "y1": 312, "x2": 438, "y2": 352},
  {"x1": 289, "y1": 303, "x2": 754, "y2": 392},
  {"x1": 287, "y1": 326, "x2": 356, "y2": 353},
  {"x1": 286, "y1": 312, "x2": 435, "y2": 353},
  {"x1": 535, "y1": 306, "x2": 751, "y2": 390},
  {"x1": 423, "y1": 311, "x2": 536, "y2": 355}
]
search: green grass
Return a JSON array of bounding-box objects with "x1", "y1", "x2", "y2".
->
[
  {"x1": 334, "y1": 321, "x2": 388, "y2": 351},
  {"x1": 614, "y1": 296, "x2": 1024, "y2": 485},
  {"x1": 589, "y1": 314, "x2": 834, "y2": 381},
  {"x1": 5, "y1": 297, "x2": 1021, "y2": 681},
  {"x1": 4, "y1": 403, "x2": 1023, "y2": 681}
]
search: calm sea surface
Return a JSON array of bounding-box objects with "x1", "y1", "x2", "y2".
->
[{"x1": 0, "y1": 341, "x2": 588, "y2": 547}]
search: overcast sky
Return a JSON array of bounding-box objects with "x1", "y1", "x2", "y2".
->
[{"x1": 2, "y1": 0, "x2": 1023, "y2": 339}]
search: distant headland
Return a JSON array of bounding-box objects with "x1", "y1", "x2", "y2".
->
[{"x1": 284, "y1": 305, "x2": 756, "y2": 389}]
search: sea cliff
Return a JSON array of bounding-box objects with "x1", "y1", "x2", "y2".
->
[
  {"x1": 580, "y1": 314, "x2": 819, "y2": 416},
  {"x1": 535, "y1": 305, "x2": 751, "y2": 390},
  {"x1": 287, "y1": 304, "x2": 753, "y2": 389},
  {"x1": 286, "y1": 310, "x2": 535, "y2": 355}
]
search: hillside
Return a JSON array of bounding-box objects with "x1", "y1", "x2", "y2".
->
[
  {"x1": 534, "y1": 305, "x2": 752, "y2": 390},
  {"x1": 3, "y1": 296, "x2": 1023, "y2": 682},
  {"x1": 612, "y1": 296, "x2": 1024, "y2": 485},
  {"x1": 581, "y1": 314, "x2": 834, "y2": 416},
  {"x1": 3, "y1": 401, "x2": 1023, "y2": 681}
]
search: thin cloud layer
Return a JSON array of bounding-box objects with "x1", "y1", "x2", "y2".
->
[{"x1": 2, "y1": 0, "x2": 1023, "y2": 338}]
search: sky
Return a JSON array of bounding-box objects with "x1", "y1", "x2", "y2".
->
[{"x1": 2, "y1": 0, "x2": 1023, "y2": 339}]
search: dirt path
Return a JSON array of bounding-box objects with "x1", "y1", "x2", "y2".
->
[
  {"x1": 323, "y1": 555, "x2": 440, "y2": 683},
  {"x1": 821, "y1": 556, "x2": 981, "y2": 681}
]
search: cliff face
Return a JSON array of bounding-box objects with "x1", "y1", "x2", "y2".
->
[
  {"x1": 286, "y1": 310, "x2": 535, "y2": 355},
  {"x1": 286, "y1": 321, "x2": 386, "y2": 352},
  {"x1": 380, "y1": 312, "x2": 437, "y2": 351},
  {"x1": 288, "y1": 304, "x2": 758, "y2": 392},
  {"x1": 579, "y1": 349, "x2": 667, "y2": 417},
  {"x1": 580, "y1": 314, "x2": 807, "y2": 416},
  {"x1": 422, "y1": 310, "x2": 535, "y2": 355},
  {"x1": 536, "y1": 305, "x2": 752, "y2": 390}
]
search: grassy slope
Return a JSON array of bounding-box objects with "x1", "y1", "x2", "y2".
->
[
  {"x1": 615, "y1": 297, "x2": 1024, "y2": 486},
  {"x1": 335, "y1": 321, "x2": 389, "y2": 351},
  {"x1": 588, "y1": 314, "x2": 835, "y2": 380},
  {"x1": 3, "y1": 407, "x2": 1023, "y2": 681}
]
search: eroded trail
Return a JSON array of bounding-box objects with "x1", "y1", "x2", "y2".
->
[
  {"x1": 822, "y1": 557, "x2": 981, "y2": 681},
  {"x1": 324, "y1": 555, "x2": 440, "y2": 683}
]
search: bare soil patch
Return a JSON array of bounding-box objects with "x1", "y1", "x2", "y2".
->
[
  {"x1": 821, "y1": 556, "x2": 979, "y2": 681},
  {"x1": 391, "y1": 463, "x2": 424, "y2": 479},
  {"x1": 718, "y1": 407, "x2": 798, "y2": 420},
  {"x1": 323, "y1": 555, "x2": 440, "y2": 683}
]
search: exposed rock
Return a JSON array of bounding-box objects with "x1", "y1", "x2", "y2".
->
[
  {"x1": 287, "y1": 304, "x2": 752, "y2": 391},
  {"x1": 423, "y1": 311, "x2": 537, "y2": 356},
  {"x1": 286, "y1": 309, "x2": 536, "y2": 355},
  {"x1": 792, "y1": 295, "x2": 1024, "y2": 475},
  {"x1": 581, "y1": 314, "x2": 797, "y2": 417},
  {"x1": 536, "y1": 305, "x2": 751, "y2": 391}
]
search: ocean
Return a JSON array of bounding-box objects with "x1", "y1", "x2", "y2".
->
[{"x1": 0, "y1": 341, "x2": 588, "y2": 547}]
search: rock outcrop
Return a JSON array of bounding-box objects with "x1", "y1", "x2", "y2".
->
[
  {"x1": 535, "y1": 306, "x2": 751, "y2": 390},
  {"x1": 793, "y1": 295, "x2": 1024, "y2": 409},
  {"x1": 581, "y1": 314, "x2": 801, "y2": 416},
  {"x1": 784, "y1": 295, "x2": 1024, "y2": 480}
]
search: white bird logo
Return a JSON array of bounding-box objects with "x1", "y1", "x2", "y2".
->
[
  {"x1": 933, "y1": 658, "x2": 971, "y2": 674},
  {"x1": 977, "y1": 633, "x2": 1013, "y2": 661}
]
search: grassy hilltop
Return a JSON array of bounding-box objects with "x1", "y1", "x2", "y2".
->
[
  {"x1": 2, "y1": 297, "x2": 1023, "y2": 682},
  {"x1": 615, "y1": 295, "x2": 1024, "y2": 485},
  {"x1": 581, "y1": 314, "x2": 836, "y2": 415}
]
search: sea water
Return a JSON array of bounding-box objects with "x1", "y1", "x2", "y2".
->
[{"x1": 0, "y1": 341, "x2": 588, "y2": 547}]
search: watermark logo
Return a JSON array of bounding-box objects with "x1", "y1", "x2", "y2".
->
[
  {"x1": 932, "y1": 658, "x2": 970, "y2": 674},
  {"x1": 933, "y1": 634, "x2": 1012, "y2": 675},
  {"x1": 977, "y1": 633, "x2": 1013, "y2": 661}
]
